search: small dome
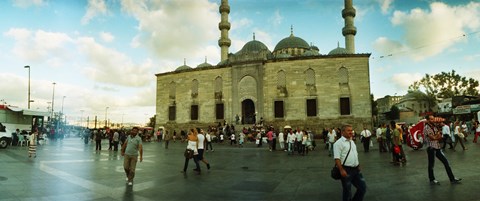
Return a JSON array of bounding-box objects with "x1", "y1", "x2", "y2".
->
[
  {"x1": 275, "y1": 53, "x2": 291, "y2": 59},
  {"x1": 197, "y1": 57, "x2": 213, "y2": 68},
  {"x1": 274, "y1": 35, "x2": 310, "y2": 52},
  {"x1": 197, "y1": 62, "x2": 212, "y2": 68},
  {"x1": 328, "y1": 47, "x2": 349, "y2": 55},
  {"x1": 236, "y1": 39, "x2": 270, "y2": 55},
  {"x1": 310, "y1": 45, "x2": 319, "y2": 51},
  {"x1": 217, "y1": 59, "x2": 229, "y2": 66},
  {"x1": 302, "y1": 49, "x2": 319, "y2": 56},
  {"x1": 175, "y1": 64, "x2": 192, "y2": 71}
]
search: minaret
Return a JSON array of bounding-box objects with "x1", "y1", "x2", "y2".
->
[
  {"x1": 342, "y1": 0, "x2": 357, "y2": 54},
  {"x1": 218, "y1": 0, "x2": 231, "y2": 61}
]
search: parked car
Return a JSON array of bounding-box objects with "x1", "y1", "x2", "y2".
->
[{"x1": 0, "y1": 124, "x2": 12, "y2": 149}]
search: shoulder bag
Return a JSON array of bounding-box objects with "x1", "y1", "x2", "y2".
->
[{"x1": 331, "y1": 141, "x2": 352, "y2": 180}]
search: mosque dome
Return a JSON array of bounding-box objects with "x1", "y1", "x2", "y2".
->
[
  {"x1": 175, "y1": 59, "x2": 192, "y2": 71},
  {"x1": 310, "y1": 45, "x2": 319, "y2": 52},
  {"x1": 197, "y1": 57, "x2": 213, "y2": 68},
  {"x1": 274, "y1": 34, "x2": 310, "y2": 52},
  {"x1": 302, "y1": 49, "x2": 319, "y2": 56},
  {"x1": 197, "y1": 62, "x2": 212, "y2": 68},
  {"x1": 236, "y1": 36, "x2": 270, "y2": 56},
  {"x1": 175, "y1": 64, "x2": 192, "y2": 71},
  {"x1": 328, "y1": 42, "x2": 350, "y2": 55},
  {"x1": 217, "y1": 59, "x2": 229, "y2": 66},
  {"x1": 275, "y1": 53, "x2": 291, "y2": 59},
  {"x1": 328, "y1": 47, "x2": 349, "y2": 55}
]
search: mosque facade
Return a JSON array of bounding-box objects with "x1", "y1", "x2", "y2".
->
[{"x1": 155, "y1": 0, "x2": 372, "y2": 133}]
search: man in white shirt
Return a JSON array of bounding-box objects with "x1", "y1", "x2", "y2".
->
[
  {"x1": 328, "y1": 128, "x2": 336, "y2": 156},
  {"x1": 333, "y1": 124, "x2": 366, "y2": 201},
  {"x1": 196, "y1": 129, "x2": 211, "y2": 171},
  {"x1": 295, "y1": 128, "x2": 303, "y2": 154},
  {"x1": 278, "y1": 130, "x2": 285, "y2": 151},
  {"x1": 205, "y1": 131, "x2": 214, "y2": 152},
  {"x1": 441, "y1": 122, "x2": 453, "y2": 150},
  {"x1": 376, "y1": 125, "x2": 384, "y2": 152},
  {"x1": 360, "y1": 126, "x2": 372, "y2": 152}
]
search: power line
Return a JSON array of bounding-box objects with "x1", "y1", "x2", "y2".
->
[{"x1": 372, "y1": 30, "x2": 480, "y2": 60}]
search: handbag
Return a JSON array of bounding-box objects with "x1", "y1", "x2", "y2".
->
[
  {"x1": 184, "y1": 149, "x2": 194, "y2": 159},
  {"x1": 331, "y1": 141, "x2": 351, "y2": 180}
]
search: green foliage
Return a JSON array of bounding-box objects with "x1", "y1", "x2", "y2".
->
[
  {"x1": 147, "y1": 115, "x2": 156, "y2": 128},
  {"x1": 371, "y1": 94, "x2": 378, "y2": 116},
  {"x1": 387, "y1": 105, "x2": 400, "y2": 120},
  {"x1": 408, "y1": 70, "x2": 479, "y2": 99}
]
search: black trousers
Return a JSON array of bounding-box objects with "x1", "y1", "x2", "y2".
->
[
  {"x1": 442, "y1": 135, "x2": 453, "y2": 149},
  {"x1": 427, "y1": 147, "x2": 455, "y2": 181},
  {"x1": 183, "y1": 156, "x2": 200, "y2": 172},
  {"x1": 362, "y1": 137, "x2": 371, "y2": 152},
  {"x1": 95, "y1": 140, "x2": 102, "y2": 150}
]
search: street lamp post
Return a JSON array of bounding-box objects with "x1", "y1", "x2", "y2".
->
[
  {"x1": 80, "y1": 110, "x2": 84, "y2": 127},
  {"x1": 24, "y1": 65, "x2": 31, "y2": 109},
  {"x1": 105, "y1": 107, "x2": 109, "y2": 128},
  {"x1": 61, "y1": 96, "x2": 66, "y2": 114},
  {"x1": 51, "y1": 82, "x2": 56, "y2": 119}
]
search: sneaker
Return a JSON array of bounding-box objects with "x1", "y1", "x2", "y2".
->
[
  {"x1": 207, "y1": 164, "x2": 211, "y2": 170},
  {"x1": 128, "y1": 182, "x2": 133, "y2": 186},
  {"x1": 430, "y1": 180, "x2": 440, "y2": 185},
  {"x1": 126, "y1": 177, "x2": 128, "y2": 182},
  {"x1": 451, "y1": 178, "x2": 462, "y2": 184}
]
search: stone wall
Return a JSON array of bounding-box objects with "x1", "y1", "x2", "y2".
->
[{"x1": 155, "y1": 54, "x2": 372, "y2": 132}]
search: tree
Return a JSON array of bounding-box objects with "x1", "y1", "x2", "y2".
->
[
  {"x1": 147, "y1": 115, "x2": 156, "y2": 128},
  {"x1": 371, "y1": 94, "x2": 378, "y2": 116},
  {"x1": 387, "y1": 105, "x2": 400, "y2": 120},
  {"x1": 409, "y1": 70, "x2": 479, "y2": 99}
]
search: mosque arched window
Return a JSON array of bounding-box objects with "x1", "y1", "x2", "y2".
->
[
  {"x1": 215, "y1": 76, "x2": 223, "y2": 93},
  {"x1": 215, "y1": 76, "x2": 223, "y2": 100},
  {"x1": 192, "y1": 79, "x2": 199, "y2": 98},
  {"x1": 169, "y1": 81, "x2": 176, "y2": 99},
  {"x1": 305, "y1": 68, "x2": 315, "y2": 86},
  {"x1": 339, "y1": 67, "x2": 349, "y2": 84},
  {"x1": 277, "y1": 70, "x2": 286, "y2": 88}
]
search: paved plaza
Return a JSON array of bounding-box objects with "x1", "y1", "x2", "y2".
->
[{"x1": 1, "y1": 137, "x2": 480, "y2": 201}]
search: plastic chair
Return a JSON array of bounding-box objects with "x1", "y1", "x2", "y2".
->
[{"x1": 18, "y1": 135, "x2": 27, "y2": 146}]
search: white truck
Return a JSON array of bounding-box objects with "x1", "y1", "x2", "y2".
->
[{"x1": 0, "y1": 123, "x2": 12, "y2": 148}]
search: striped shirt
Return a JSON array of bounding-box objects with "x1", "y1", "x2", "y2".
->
[{"x1": 423, "y1": 123, "x2": 441, "y2": 149}]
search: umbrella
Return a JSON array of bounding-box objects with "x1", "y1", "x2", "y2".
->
[{"x1": 284, "y1": 125, "x2": 291, "y2": 129}]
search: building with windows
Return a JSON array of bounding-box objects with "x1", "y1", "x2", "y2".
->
[{"x1": 155, "y1": 0, "x2": 372, "y2": 133}]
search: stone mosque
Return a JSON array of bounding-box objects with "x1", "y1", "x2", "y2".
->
[{"x1": 155, "y1": 0, "x2": 372, "y2": 133}]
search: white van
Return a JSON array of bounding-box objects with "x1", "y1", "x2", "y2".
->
[{"x1": 0, "y1": 123, "x2": 13, "y2": 148}]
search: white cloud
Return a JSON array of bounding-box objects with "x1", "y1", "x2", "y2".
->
[
  {"x1": 99, "y1": 31, "x2": 115, "y2": 43},
  {"x1": 372, "y1": 36, "x2": 406, "y2": 58},
  {"x1": 120, "y1": 0, "x2": 219, "y2": 65},
  {"x1": 3, "y1": 28, "x2": 74, "y2": 64},
  {"x1": 12, "y1": 0, "x2": 45, "y2": 8},
  {"x1": 381, "y1": 2, "x2": 480, "y2": 60},
  {"x1": 269, "y1": 10, "x2": 283, "y2": 26},
  {"x1": 77, "y1": 37, "x2": 153, "y2": 87},
  {"x1": 464, "y1": 54, "x2": 480, "y2": 62},
  {"x1": 81, "y1": 0, "x2": 109, "y2": 25},
  {"x1": 377, "y1": 0, "x2": 394, "y2": 14},
  {"x1": 390, "y1": 73, "x2": 423, "y2": 91}
]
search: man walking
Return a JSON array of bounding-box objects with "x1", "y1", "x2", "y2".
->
[
  {"x1": 333, "y1": 124, "x2": 366, "y2": 201},
  {"x1": 360, "y1": 126, "x2": 372, "y2": 152},
  {"x1": 424, "y1": 116, "x2": 461, "y2": 185},
  {"x1": 441, "y1": 121, "x2": 453, "y2": 150},
  {"x1": 121, "y1": 127, "x2": 143, "y2": 186}
]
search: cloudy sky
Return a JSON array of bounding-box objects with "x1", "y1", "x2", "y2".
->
[{"x1": 0, "y1": 0, "x2": 479, "y2": 125}]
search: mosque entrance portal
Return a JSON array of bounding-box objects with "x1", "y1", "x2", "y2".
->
[{"x1": 241, "y1": 99, "x2": 255, "y2": 124}]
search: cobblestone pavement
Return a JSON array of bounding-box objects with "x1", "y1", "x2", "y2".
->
[{"x1": 1, "y1": 137, "x2": 480, "y2": 201}]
